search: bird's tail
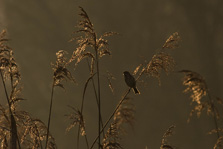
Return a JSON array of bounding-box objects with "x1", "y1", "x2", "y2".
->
[{"x1": 133, "y1": 87, "x2": 140, "y2": 95}]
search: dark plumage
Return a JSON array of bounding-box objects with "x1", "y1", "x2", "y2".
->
[{"x1": 123, "y1": 71, "x2": 140, "y2": 94}]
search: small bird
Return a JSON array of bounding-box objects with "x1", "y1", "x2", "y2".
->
[{"x1": 123, "y1": 71, "x2": 140, "y2": 94}]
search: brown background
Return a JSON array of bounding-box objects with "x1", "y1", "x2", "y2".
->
[{"x1": 0, "y1": 0, "x2": 223, "y2": 148}]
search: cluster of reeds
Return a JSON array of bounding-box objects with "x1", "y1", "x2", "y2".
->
[
  {"x1": 0, "y1": 30, "x2": 56, "y2": 149},
  {"x1": 62, "y1": 8, "x2": 179, "y2": 149},
  {"x1": 0, "y1": 6, "x2": 222, "y2": 149},
  {"x1": 44, "y1": 7, "x2": 179, "y2": 149},
  {"x1": 0, "y1": 7, "x2": 180, "y2": 149}
]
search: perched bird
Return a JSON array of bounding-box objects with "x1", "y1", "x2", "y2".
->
[{"x1": 123, "y1": 71, "x2": 140, "y2": 94}]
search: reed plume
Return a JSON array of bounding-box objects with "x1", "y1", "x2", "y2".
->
[
  {"x1": 180, "y1": 70, "x2": 223, "y2": 148},
  {"x1": 45, "y1": 50, "x2": 75, "y2": 148},
  {"x1": 66, "y1": 6, "x2": 117, "y2": 149}
]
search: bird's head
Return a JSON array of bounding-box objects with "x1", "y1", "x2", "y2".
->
[{"x1": 123, "y1": 71, "x2": 130, "y2": 76}]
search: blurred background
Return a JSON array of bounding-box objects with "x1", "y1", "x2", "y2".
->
[{"x1": 0, "y1": 0, "x2": 223, "y2": 148}]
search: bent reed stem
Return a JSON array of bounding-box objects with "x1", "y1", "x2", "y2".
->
[
  {"x1": 86, "y1": 59, "x2": 105, "y2": 138},
  {"x1": 90, "y1": 88, "x2": 131, "y2": 149}
]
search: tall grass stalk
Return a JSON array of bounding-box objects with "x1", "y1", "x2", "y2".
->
[
  {"x1": 45, "y1": 81, "x2": 55, "y2": 149},
  {"x1": 95, "y1": 40, "x2": 102, "y2": 149}
]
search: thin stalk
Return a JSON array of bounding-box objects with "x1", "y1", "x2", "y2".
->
[
  {"x1": 86, "y1": 59, "x2": 105, "y2": 138},
  {"x1": 96, "y1": 53, "x2": 101, "y2": 149},
  {"x1": 84, "y1": 132, "x2": 89, "y2": 149},
  {"x1": 206, "y1": 85, "x2": 220, "y2": 139},
  {"x1": 93, "y1": 33, "x2": 102, "y2": 149},
  {"x1": 45, "y1": 80, "x2": 55, "y2": 149},
  {"x1": 77, "y1": 58, "x2": 106, "y2": 149},
  {"x1": 90, "y1": 88, "x2": 131, "y2": 149},
  {"x1": 76, "y1": 74, "x2": 97, "y2": 149},
  {"x1": 77, "y1": 130, "x2": 80, "y2": 149}
]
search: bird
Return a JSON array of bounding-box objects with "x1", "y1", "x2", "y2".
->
[{"x1": 123, "y1": 71, "x2": 140, "y2": 94}]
